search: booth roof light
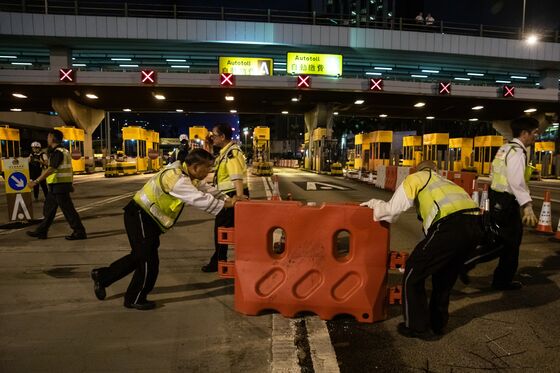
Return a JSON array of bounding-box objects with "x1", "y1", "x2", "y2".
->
[
  {"x1": 414, "y1": 102, "x2": 426, "y2": 107},
  {"x1": 354, "y1": 99, "x2": 365, "y2": 104}
]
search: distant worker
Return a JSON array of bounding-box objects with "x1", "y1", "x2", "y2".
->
[
  {"x1": 28, "y1": 141, "x2": 49, "y2": 201},
  {"x1": 486, "y1": 117, "x2": 539, "y2": 290},
  {"x1": 425, "y1": 13, "x2": 435, "y2": 25},
  {"x1": 361, "y1": 161, "x2": 483, "y2": 340},
  {"x1": 201, "y1": 123, "x2": 249, "y2": 272},
  {"x1": 168, "y1": 134, "x2": 189, "y2": 164},
  {"x1": 27, "y1": 129, "x2": 87, "y2": 240},
  {"x1": 91, "y1": 149, "x2": 239, "y2": 310},
  {"x1": 415, "y1": 12, "x2": 424, "y2": 24}
]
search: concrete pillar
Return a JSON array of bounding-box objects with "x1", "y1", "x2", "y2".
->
[
  {"x1": 539, "y1": 70, "x2": 560, "y2": 89},
  {"x1": 52, "y1": 98, "x2": 105, "y2": 168},
  {"x1": 304, "y1": 103, "x2": 334, "y2": 171},
  {"x1": 49, "y1": 48, "x2": 71, "y2": 70}
]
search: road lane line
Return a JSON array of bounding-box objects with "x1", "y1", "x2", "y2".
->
[
  {"x1": 271, "y1": 314, "x2": 301, "y2": 373},
  {"x1": 0, "y1": 192, "x2": 134, "y2": 236},
  {"x1": 305, "y1": 317, "x2": 340, "y2": 373}
]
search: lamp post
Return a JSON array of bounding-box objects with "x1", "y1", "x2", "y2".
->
[
  {"x1": 243, "y1": 130, "x2": 249, "y2": 153},
  {"x1": 521, "y1": 0, "x2": 526, "y2": 35}
]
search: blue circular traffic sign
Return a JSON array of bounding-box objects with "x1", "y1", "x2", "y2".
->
[{"x1": 8, "y1": 171, "x2": 28, "y2": 191}]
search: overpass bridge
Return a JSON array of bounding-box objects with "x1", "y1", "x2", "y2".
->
[{"x1": 0, "y1": 7, "x2": 558, "y2": 162}]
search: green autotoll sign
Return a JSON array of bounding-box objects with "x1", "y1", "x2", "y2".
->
[{"x1": 286, "y1": 52, "x2": 343, "y2": 76}]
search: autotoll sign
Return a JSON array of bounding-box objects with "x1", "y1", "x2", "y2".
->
[
  {"x1": 219, "y1": 57, "x2": 273, "y2": 76},
  {"x1": 287, "y1": 52, "x2": 343, "y2": 77}
]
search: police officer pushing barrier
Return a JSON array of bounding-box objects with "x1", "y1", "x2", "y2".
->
[
  {"x1": 486, "y1": 117, "x2": 539, "y2": 290},
  {"x1": 28, "y1": 141, "x2": 49, "y2": 201},
  {"x1": 27, "y1": 129, "x2": 87, "y2": 240},
  {"x1": 201, "y1": 123, "x2": 249, "y2": 273},
  {"x1": 361, "y1": 161, "x2": 483, "y2": 340},
  {"x1": 91, "y1": 148, "x2": 239, "y2": 310}
]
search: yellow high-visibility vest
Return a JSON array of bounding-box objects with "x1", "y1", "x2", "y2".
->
[
  {"x1": 46, "y1": 147, "x2": 73, "y2": 184},
  {"x1": 133, "y1": 166, "x2": 185, "y2": 232},
  {"x1": 213, "y1": 142, "x2": 248, "y2": 193},
  {"x1": 491, "y1": 142, "x2": 532, "y2": 193}
]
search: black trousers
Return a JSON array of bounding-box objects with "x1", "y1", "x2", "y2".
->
[
  {"x1": 29, "y1": 167, "x2": 48, "y2": 199},
  {"x1": 97, "y1": 201, "x2": 162, "y2": 304},
  {"x1": 489, "y1": 190, "x2": 523, "y2": 287},
  {"x1": 208, "y1": 188, "x2": 249, "y2": 264},
  {"x1": 403, "y1": 214, "x2": 483, "y2": 332},
  {"x1": 35, "y1": 190, "x2": 86, "y2": 235}
]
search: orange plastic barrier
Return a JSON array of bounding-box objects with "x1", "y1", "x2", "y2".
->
[
  {"x1": 384, "y1": 165, "x2": 398, "y2": 192},
  {"x1": 218, "y1": 201, "x2": 391, "y2": 323},
  {"x1": 446, "y1": 171, "x2": 477, "y2": 195}
]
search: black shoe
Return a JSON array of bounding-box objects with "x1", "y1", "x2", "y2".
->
[
  {"x1": 124, "y1": 300, "x2": 156, "y2": 310},
  {"x1": 201, "y1": 262, "x2": 218, "y2": 273},
  {"x1": 492, "y1": 281, "x2": 523, "y2": 291},
  {"x1": 65, "y1": 233, "x2": 87, "y2": 240},
  {"x1": 458, "y1": 271, "x2": 471, "y2": 285},
  {"x1": 90, "y1": 269, "x2": 106, "y2": 301},
  {"x1": 397, "y1": 322, "x2": 440, "y2": 341},
  {"x1": 27, "y1": 231, "x2": 47, "y2": 239}
]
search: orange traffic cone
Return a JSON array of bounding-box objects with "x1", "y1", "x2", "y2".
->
[
  {"x1": 550, "y1": 218, "x2": 560, "y2": 242},
  {"x1": 536, "y1": 191, "x2": 554, "y2": 234},
  {"x1": 271, "y1": 175, "x2": 281, "y2": 200},
  {"x1": 471, "y1": 188, "x2": 480, "y2": 206}
]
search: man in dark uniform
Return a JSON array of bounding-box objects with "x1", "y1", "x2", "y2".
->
[
  {"x1": 27, "y1": 129, "x2": 87, "y2": 240},
  {"x1": 28, "y1": 141, "x2": 49, "y2": 201}
]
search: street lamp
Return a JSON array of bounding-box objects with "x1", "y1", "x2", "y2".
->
[{"x1": 243, "y1": 130, "x2": 249, "y2": 152}]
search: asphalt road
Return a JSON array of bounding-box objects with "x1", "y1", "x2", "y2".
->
[{"x1": 0, "y1": 168, "x2": 559, "y2": 372}]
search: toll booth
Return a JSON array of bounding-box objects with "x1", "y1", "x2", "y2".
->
[
  {"x1": 474, "y1": 135, "x2": 503, "y2": 175},
  {"x1": 189, "y1": 126, "x2": 209, "y2": 150},
  {"x1": 252, "y1": 126, "x2": 273, "y2": 176},
  {"x1": 147, "y1": 129, "x2": 161, "y2": 171},
  {"x1": 401, "y1": 135, "x2": 422, "y2": 167},
  {"x1": 303, "y1": 132, "x2": 310, "y2": 170},
  {"x1": 55, "y1": 126, "x2": 85, "y2": 173},
  {"x1": 534, "y1": 141, "x2": 555, "y2": 177},
  {"x1": 422, "y1": 133, "x2": 449, "y2": 168},
  {"x1": 0, "y1": 126, "x2": 21, "y2": 175},
  {"x1": 311, "y1": 127, "x2": 338, "y2": 173},
  {"x1": 448, "y1": 138, "x2": 473, "y2": 171},
  {"x1": 361, "y1": 132, "x2": 373, "y2": 171},
  {"x1": 354, "y1": 133, "x2": 363, "y2": 170},
  {"x1": 370, "y1": 131, "x2": 393, "y2": 171}
]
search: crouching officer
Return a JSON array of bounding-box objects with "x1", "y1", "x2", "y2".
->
[
  {"x1": 361, "y1": 161, "x2": 483, "y2": 340},
  {"x1": 91, "y1": 149, "x2": 239, "y2": 310}
]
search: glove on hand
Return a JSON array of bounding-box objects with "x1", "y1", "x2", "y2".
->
[
  {"x1": 521, "y1": 204, "x2": 538, "y2": 227},
  {"x1": 360, "y1": 198, "x2": 380, "y2": 209}
]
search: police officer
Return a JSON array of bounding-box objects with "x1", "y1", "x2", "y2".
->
[
  {"x1": 28, "y1": 141, "x2": 49, "y2": 201},
  {"x1": 91, "y1": 149, "x2": 238, "y2": 310},
  {"x1": 168, "y1": 134, "x2": 189, "y2": 164},
  {"x1": 488, "y1": 117, "x2": 539, "y2": 290},
  {"x1": 361, "y1": 161, "x2": 483, "y2": 340},
  {"x1": 201, "y1": 123, "x2": 249, "y2": 272},
  {"x1": 27, "y1": 129, "x2": 87, "y2": 240}
]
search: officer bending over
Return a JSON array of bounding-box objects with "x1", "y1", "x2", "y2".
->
[
  {"x1": 361, "y1": 161, "x2": 483, "y2": 340},
  {"x1": 91, "y1": 148, "x2": 239, "y2": 310}
]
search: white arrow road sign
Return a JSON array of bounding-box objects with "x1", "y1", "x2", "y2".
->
[
  {"x1": 10, "y1": 175, "x2": 25, "y2": 188},
  {"x1": 11, "y1": 193, "x2": 32, "y2": 221}
]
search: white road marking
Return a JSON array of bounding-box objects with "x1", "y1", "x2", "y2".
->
[
  {"x1": 306, "y1": 317, "x2": 340, "y2": 373},
  {"x1": 0, "y1": 192, "x2": 134, "y2": 236},
  {"x1": 271, "y1": 314, "x2": 301, "y2": 373}
]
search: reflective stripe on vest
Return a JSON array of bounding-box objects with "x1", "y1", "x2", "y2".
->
[
  {"x1": 417, "y1": 170, "x2": 478, "y2": 232},
  {"x1": 46, "y1": 147, "x2": 73, "y2": 184},
  {"x1": 490, "y1": 142, "x2": 530, "y2": 192},
  {"x1": 133, "y1": 167, "x2": 185, "y2": 232},
  {"x1": 213, "y1": 143, "x2": 248, "y2": 192}
]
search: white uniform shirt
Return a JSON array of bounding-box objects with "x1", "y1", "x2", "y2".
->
[
  {"x1": 369, "y1": 184, "x2": 414, "y2": 224},
  {"x1": 166, "y1": 161, "x2": 227, "y2": 216},
  {"x1": 498, "y1": 138, "x2": 532, "y2": 207}
]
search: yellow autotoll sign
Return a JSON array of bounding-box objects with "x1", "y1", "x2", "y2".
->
[
  {"x1": 219, "y1": 57, "x2": 273, "y2": 76},
  {"x1": 287, "y1": 52, "x2": 343, "y2": 76},
  {"x1": 2, "y1": 157, "x2": 31, "y2": 194}
]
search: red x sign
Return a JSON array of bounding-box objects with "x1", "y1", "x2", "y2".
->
[
  {"x1": 141, "y1": 70, "x2": 156, "y2": 84},
  {"x1": 220, "y1": 73, "x2": 235, "y2": 86},
  {"x1": 503, "y1": 85, "x2": 515, "y2": 98},
  {"x1": 59, "y1": 68, "x2": 75, "y2": 82},
  {"x1": 297, "y1": 75, "x2": 311, "y2": 88},
  {"x1": 438, "y1": 82, "x2": 451, "y2": 95},
  {"x1": 369, "y1": 78, "x2": 383, "y2": 91}
]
